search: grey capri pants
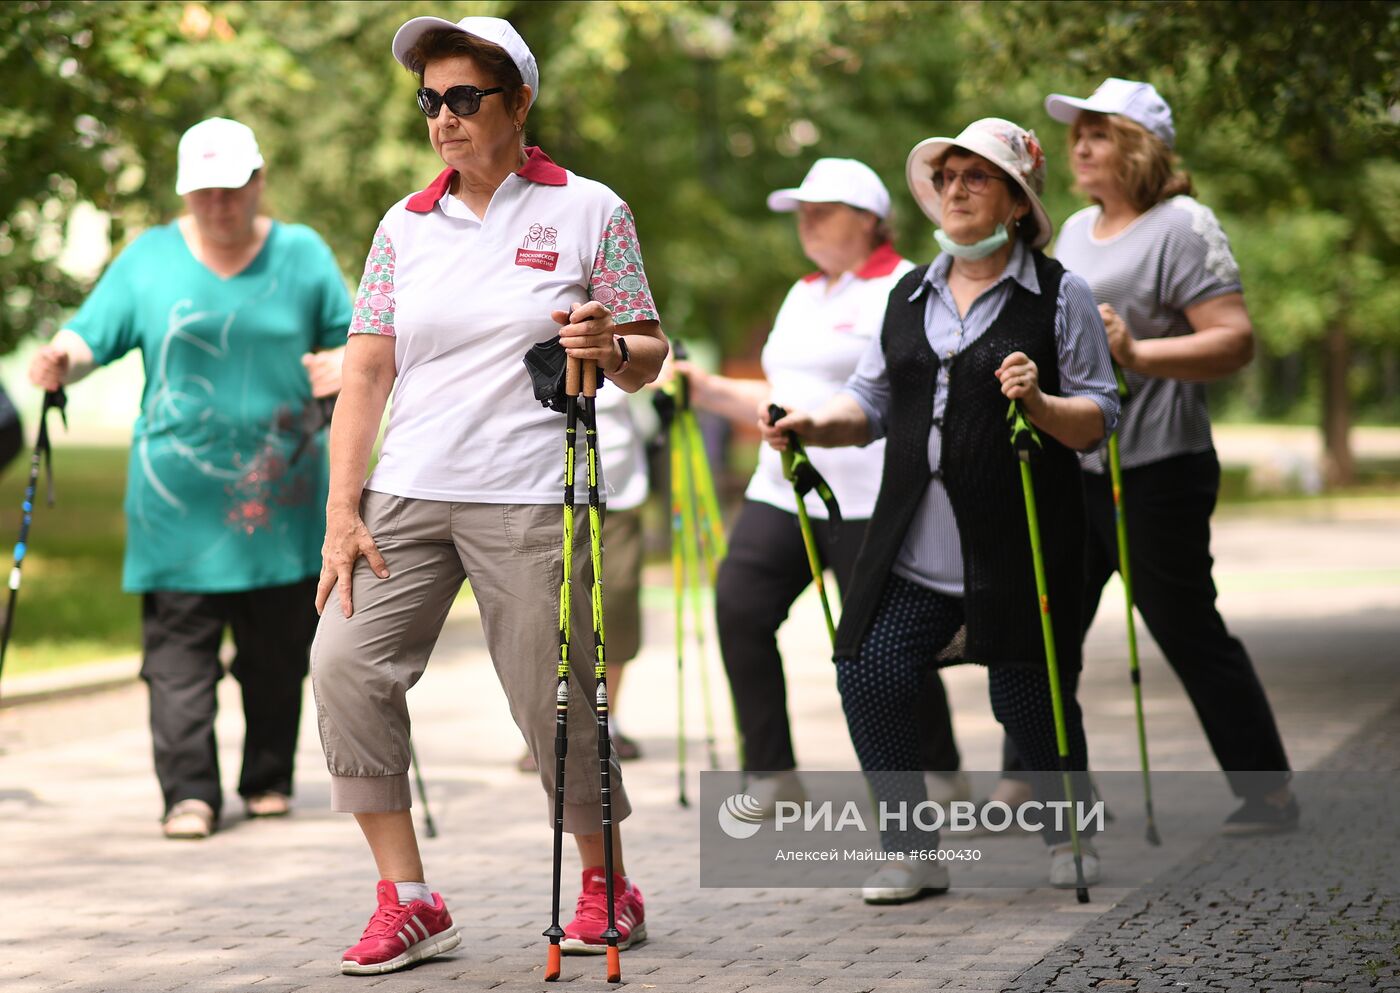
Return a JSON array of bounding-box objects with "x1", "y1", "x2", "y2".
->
[{"x1": 311, "y1": 489, "x2": 631, "y2": 834}]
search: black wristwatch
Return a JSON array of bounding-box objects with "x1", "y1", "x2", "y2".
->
[{"x1": 611, "y1": 334, "x2": 630, "y2": 375}]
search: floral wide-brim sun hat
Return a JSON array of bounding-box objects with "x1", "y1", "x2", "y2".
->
[{"x1": 905, "y1": 117, "x2": 1053, "y2": 250}]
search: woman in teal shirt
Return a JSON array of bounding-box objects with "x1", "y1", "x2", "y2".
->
[{"x1": 28, "y1": 118, "x2": 351, "y2": 839}]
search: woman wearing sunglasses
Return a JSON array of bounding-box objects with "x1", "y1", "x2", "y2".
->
[
  {"x1": 311, "y1": 15, "x2": 666, "y2": 975},
  {"x1": 764, "y1": 118, "x2": 1119, "y2": 895}
]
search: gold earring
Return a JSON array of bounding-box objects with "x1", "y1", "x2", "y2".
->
[{"x1": 515, "y1": 121, "x2": 523, "y2": 132}]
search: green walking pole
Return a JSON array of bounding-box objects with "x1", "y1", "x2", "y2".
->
[
  {"x1": 675, "y1": 401, "x2": 721, "y2": 770},
  {"x1": 667, "y1": 407, "x2": 690, "y2": 807},
  {"x1": 1108, "y1": 365, "x2": 1160, "y2": 845},
  {"x1": 767, "y1": 404, "x2": 840, "y2": 646},
  {"x1": 1008, "y1": 401, "x2": 1091, "y2": 904}
]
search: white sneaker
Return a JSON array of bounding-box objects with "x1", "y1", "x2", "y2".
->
[
  {"x1": 744, "y1": 771, "x2": 806, "y2": 816},
  {"x1": 923, "y1": 771, "x2": 972, "y2": 806},
  {"x1": 1049, "y1": 842, "x2": 1101, "y2": 888},
  {"x1": 861, "y1": 862, "x2": 950, "y2": 905}
]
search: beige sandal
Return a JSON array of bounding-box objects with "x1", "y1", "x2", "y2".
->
[
  {"x1": 163, "y1": 799, "x2": 216, "y2": 839},
  {"x1": 244, "y1": 792, "x2": 291, "y2": 818}
]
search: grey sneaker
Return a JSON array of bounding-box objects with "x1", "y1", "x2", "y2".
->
[
  {"x1": 1221, "y1": 795, "x2": 1299, "y2": 836},
  {"x1": 744, "y1": 770, "x2": 806, "y2": 816},
  {"x1": 1049, "y1": 842, "x2": 1100, "y2": 888}
]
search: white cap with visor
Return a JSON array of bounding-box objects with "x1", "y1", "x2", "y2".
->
[
  {"x1": 766, "y1": 158, "x2": 891, "y2": 218},
  {"x1": 1044, "y1": 77, "x2": 1176, "y2": 148},
  {"x1": 175, "y1": 118, "x2": 265, "y2": 196},
  {"x1": 391, "y1": 15, "x2": 539, "y2": 107}
]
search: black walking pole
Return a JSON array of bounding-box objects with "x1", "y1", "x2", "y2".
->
[
  {"x1": 578, "y1": 358, "x2": 623, "y2": 983},
  {"x1": 0, "y1": 389, "x2": 67, "y2": 697}
]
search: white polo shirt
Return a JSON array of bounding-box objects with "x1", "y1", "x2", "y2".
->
[
  {"x1": 349, "y1": 147, "x2": 658, "y2": 504},
  {"x1": 745, "y1": 243, "x2": 912, "y2": 520}
]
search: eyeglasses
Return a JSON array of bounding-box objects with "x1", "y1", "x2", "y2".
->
[
  {"x1": 931, "y1": 166, "x2": 1009, "y2": 195},
  {"x1": 416, "y1": 84, "x2": 504, "y2": 118}
]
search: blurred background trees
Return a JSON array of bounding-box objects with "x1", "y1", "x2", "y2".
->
[{"x1": 3, "y1": 0, "x2": 1398, "y2": 482}]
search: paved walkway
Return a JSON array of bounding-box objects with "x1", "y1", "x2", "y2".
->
[{"x1": 2, "y1": 504, "x2": 1398, "y2": 992}]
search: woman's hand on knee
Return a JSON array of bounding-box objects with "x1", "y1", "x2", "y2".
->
[{"x1": 317, "y1": 510, "x2": 389, "y2": 618}]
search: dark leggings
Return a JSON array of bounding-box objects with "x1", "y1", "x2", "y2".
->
[
  {"x1": 716, "y1": 499, "x2": 960, "y2": 773},
  {"x1": 839, "y1": 574, "x2": 1091, "y2": 849},
  {"x1": 1002, "y1": 451, "x2": 1291, "y2": 798}
]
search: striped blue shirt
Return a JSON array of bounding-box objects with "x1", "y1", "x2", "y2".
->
[{"x1": 842, "y1": 241, "x2": 1118, "y2": 596}]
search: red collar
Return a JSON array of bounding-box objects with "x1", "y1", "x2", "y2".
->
[
  {"x1": 800, "y1": 242, "x2": 904, "y2": 284},
  {"x1": 405, "y1": 146, "x2": 568, "y2": 213},
  {"x1": 854, "y1": 241, "x2": 903, "y2": 278}
]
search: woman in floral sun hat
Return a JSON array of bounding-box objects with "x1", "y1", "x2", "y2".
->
[{"x1": 764, "y1": 118, "x2": 1119, "y2": 896}]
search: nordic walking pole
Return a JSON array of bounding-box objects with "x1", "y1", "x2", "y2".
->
[
  {"x1": 1108, "y1": 365, "x2": 1159, "y2": 845},
  {"x1": 1008, "y1": 400, "x2": 1090, "y2": 904},
  {"x1": 579, "y1": 357, "x2": 624, "y2": 984},
  {"x1": 407, "y1": 740, "x2": 438, "y2": 839},
  {"x1": 676, "y1": 416, "x2": 721, "y2": 770},
  {"x1": 664, "y1": 392, "x2": 690, "y2": 807},
  {"x1": 768, "y1": 404, "x2": 838, "y2": 646},
  {"x1": 671, "y1": 342, "x2": 727, "y2": 570},
  {"x1": 682, "y1": 409, "x2": 727, "y2": 569},
  {"x1": 0, "y1": 388, "x2": 67, "y2": 694},
  {"x1": 543, "y1": 355, "x2": 583, "y2": 981}
]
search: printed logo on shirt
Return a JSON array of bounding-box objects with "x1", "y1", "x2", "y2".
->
[{"x1": 517, "y1": 221, "x2": 559, "y2": 270}]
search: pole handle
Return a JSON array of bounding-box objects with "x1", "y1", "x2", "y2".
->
[
  {"x1": 566, "y1": 356, "x2": 582, "y2": 397},
  {"x1": 582, "y1": 359, "x2": 598, "y2": 398}
]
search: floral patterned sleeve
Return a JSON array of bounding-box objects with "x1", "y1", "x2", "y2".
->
[
  {"x1": 589, "y1": 203, "x2": 657, "y2": 325},
  {"x1": 349, "y1": 227, "x2": 395, "y2": 336}
]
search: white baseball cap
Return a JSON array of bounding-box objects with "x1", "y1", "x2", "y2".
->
[
  {"x1": 767, "y1": 158, "x2": 892, "y2": 218},
  {"x1": 906, "y1": 118, "x2": 1053, "y2": 249},
  {"x1": 391, "y1": 15, "x2": 539, "y2": 108},
  {"x1": 175, "y1": 118, "x2": 265, "y2": 196},
  {"x1": 1044, "y1": 77, "x2": 1176, "y2": 149}
]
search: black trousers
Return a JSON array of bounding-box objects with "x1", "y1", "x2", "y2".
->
[
  {"x1": 716, "y1": 499, "x2": 960, "y2": 773},
  {"x1": 141, "y1": 578, "x2": 319, "y2": 818},
  {"x1": 1003, "y1": 450, "x2": 1291, "y2": 798},
  {"x1": 839, "y1": 574, "x2": 1092, "y2": 850}
]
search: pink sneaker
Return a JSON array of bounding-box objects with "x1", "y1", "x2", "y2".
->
[
  {"x1": 340, "y1": 880, "x2": 460, "y2": 975},
  {"x1": 561, "y1": 868, "x2": 646, "y2": 953}
]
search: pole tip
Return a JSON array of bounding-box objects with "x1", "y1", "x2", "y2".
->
[
  {"x1": 606, "y1": 945, "x2": 621, "y2": 982},
  {"x1": 1076, "y1": 887, "x2": 1090, "y2": 904},
  {"x1": 1146, "y1": 823, "x2": 1162, "y2": 847},
  {"x1": 546, "y1": 944, "x2": 561, "y2": 980}
]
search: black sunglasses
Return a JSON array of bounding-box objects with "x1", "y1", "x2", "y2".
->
[{"x1": 416, "y1": 84, "x2": 504, "y2": 118}]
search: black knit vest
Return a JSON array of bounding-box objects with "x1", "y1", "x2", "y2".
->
[{"x1": 834, "y1": 251, "x2": 1085, "y2": 673}]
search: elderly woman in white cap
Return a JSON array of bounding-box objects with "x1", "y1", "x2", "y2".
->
[
  {"x1": 992, "y1": 79, "x2": 1293, "y2": 834},
  {"x1": 765, "y1": 119, "x2": 1119, "y2": 896},
  {"x1": 672, "y1": 158, "x2": 965, "y2": 819},
  {"x1": 28, "y1": 118, "x2": 350, "y2": 840},
  {"x1": 309, "y1": 14, "x2": 667, "y2": 976}
]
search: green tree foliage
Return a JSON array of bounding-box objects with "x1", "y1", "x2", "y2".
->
[
  {"x1": 965, "y1": 0, "x2": 1400, "y2": 479},
  {"x1": 3, "y1": 1, "x2": 1397, "y2": 478}
]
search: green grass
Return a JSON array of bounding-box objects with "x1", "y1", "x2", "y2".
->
[{"x1": 0, "y1": 446, "x2": 138, "y2": 677}]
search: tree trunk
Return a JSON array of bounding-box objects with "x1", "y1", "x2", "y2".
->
[{"x1": 1322, "y1": 322, "x2": 1355, "y2": 486}]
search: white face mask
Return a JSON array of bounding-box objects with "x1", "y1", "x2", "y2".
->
[{"x1": 935, "y1": 207, "x2": 1020, "y2": 260}]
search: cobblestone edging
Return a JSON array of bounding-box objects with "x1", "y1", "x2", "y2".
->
[{"x1": 1000, "y1": 697, "x2": 1400, "y2": 992}]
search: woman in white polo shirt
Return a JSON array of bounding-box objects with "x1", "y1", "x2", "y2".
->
[
  {"x1": 310, "y1": 15, "x2": 666, "y2": 975},
  {"x1": 673, "y1": 159, "x2": 964, "y2": 818}
]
